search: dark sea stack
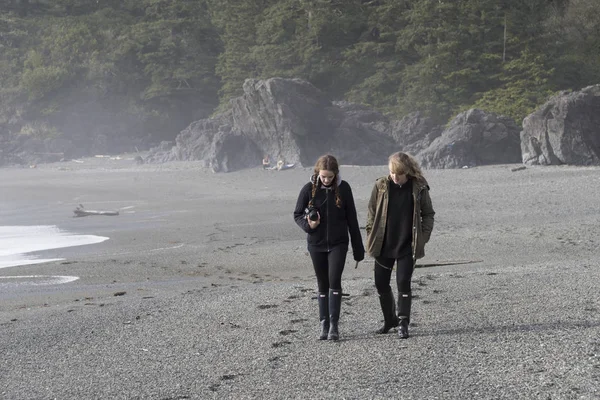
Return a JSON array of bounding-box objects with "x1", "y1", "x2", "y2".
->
[
  {"x1": 521, "y1": 85, "x2": 600, "y2": 166},
  {"x1": 417, "y1": 109, "x2": 521, "y2": 169}
]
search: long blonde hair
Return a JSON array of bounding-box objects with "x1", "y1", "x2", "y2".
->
[
  {"x1": 311, "y1": 154, "x2": 342, "y2": 208},
  {"x1": 389, "y1": 152, "x2": 427, "y2": 186}
]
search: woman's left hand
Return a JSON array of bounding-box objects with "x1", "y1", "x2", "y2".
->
[{"x1": 307, "y1": 212, "x2": 320, "y2": 229}]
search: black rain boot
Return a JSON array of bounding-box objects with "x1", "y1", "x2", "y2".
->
[
  {"x1": 397, "y1": 292, "x2": 412, "y2": 339},
  {"x1": 376, "y1": 291, "x2": 399, "y2": 334},
  {"x1": 327, "y1": 289, "x2": 342, "y2": 341},
  {"x1": 318, "y1": 292, "x2": 329, "y2": 340}
]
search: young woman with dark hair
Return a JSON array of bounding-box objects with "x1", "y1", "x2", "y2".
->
[{"x1": 293, "y1": 154, "x2": 364, "y2": 341}]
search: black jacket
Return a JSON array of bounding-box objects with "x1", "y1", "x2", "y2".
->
[{"x1": 293, "y1": 179, "x2": 365, "y2": 261}]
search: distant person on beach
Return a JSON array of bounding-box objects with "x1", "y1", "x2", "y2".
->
[
  {"x1": 262, "y1": 155, "x2": 271, "y2": 169},
  {"x1": 366, "y1": 152, "x2": 435, "y2": 339},
  {"x1": 293, "y1": 154, "x2": 365, "y2": 341},
  {"x1": 276, "y1": 157, "x2": 285, "y2": 171}
]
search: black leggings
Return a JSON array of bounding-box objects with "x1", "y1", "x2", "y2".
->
[
  {"x1": 309, "y1": 244, "x2": 348, "y2": 292},
  {"x1": 374, "y1": 253, "x2": 414, "y2": 294}
]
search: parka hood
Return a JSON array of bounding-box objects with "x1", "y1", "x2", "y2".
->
[{"x1": 376, "y1": 175, "x2": 430, "y2": 191}]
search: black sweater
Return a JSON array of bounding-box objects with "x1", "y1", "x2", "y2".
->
[
  {"x1": 293, "y1": 180, "x2": 365, "y2": 260},
  {"x1": 380, "y1": 179, "x2": 414, "y2": 259}
]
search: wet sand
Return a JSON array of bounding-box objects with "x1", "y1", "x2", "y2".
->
[{"x1": 1, "y1": 157, "x2": 599, "y2": 399}]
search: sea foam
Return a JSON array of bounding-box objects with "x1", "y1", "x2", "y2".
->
[{"x1": 0, "y1": 225, "x2": 108, "y2": 269}]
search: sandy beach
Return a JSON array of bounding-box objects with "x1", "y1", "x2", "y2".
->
[{"x1": 1, "y1": 156, "x2": 599, "y2": 399}]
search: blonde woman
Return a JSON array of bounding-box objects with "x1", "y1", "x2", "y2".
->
[
  {"x1": 366, "y1": 152, "x2": 435, "y2": 339},
  {"x1": 294, "y1": 155, "x2": 364, "y2": 341}
]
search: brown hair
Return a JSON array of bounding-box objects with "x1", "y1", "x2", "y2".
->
[
  {"x1": 311, "y1": 154, "x2": 342, "y2": 208},
  {"x1": 388, "y1": 152, "x2": 427, "y2": 186}
]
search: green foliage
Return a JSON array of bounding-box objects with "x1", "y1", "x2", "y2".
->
[
  {"x1": 545, "y1": 0, "x2": 600, "y2": 89},
  {"x1": 392, "y1": 0, "x2": 508, "y2": 120},
  {"x1": 18, "y1": 121, "x2": 62, "y2": 139},
  {"x1": 252, "y1": 0, "x2": 367, "y2": 97},
  {"x1": 20, "y1": 64, "x2": 70, "y2": 101},
  {"x1": 208, "y1": 0, "x2": 265, "y2": 102},
  {"x1": 473, "y1": 50, "x2": 555, "y2": 122},
  {"x1": 2, "y1": 0, "x2": 221, "y2": 143},
  {"x1": 1, "y1": 0, "x2": 599, "y2": 146}
]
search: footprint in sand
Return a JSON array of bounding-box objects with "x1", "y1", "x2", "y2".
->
[
  {"x1": 290, "y1": 318, "x2": 309, "y2": 324},
  {"x1": 279, "y1": 329, "x2": 298, "y2": 336},
  {"x1": 257, "y1": 304, "x2": 278, "y2": 310},
  {"x1": 271, "y1": 341, "x2": 292, "y2": 348},
  {"x1": 208, "y1": 373, "x2": 240, "y2": 392},
  {"x1": 268, "y1": 355, "x2": 287, "y2": 370}
]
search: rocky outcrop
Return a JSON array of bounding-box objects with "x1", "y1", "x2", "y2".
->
[
  {"x1": 0, "y1": 129, "x2": 76, "y2": 167},
  {"x1": 143, "y1": 112, "x2": 260, "y2": 172},
  {"x1": 327, "y1": 102, "x2": 398, "y2": 165},
  {"x1": 145, "y1": 79, "x2": 553, "y2": 172},
  {"x1": 230, "y1": 78, "x2": 332, "y2": 166},
  {"x1": 521, "y1": 85, "x2": 600, "y2": 165},
  {"x1": 390, "y1": 112, "x2": 443, "y2": 155},
  {"x1": 147, "y1": 78, "x2": 398, "y2": 171},
  {"x1": 417, "y1": 109, "x2": 521, "y2": 169}
]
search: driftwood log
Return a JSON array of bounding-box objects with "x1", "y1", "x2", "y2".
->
[{"x1": 73, "y1": 204, "x2": 119, "y2": 217}]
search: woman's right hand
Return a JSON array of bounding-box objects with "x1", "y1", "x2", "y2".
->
[{"x1": 307, "y1": 213, "x2": 320, "y2": 229}]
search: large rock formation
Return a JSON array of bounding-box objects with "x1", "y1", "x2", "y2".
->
[
  {"x1": 390, "y1": 112, "x2": 443, "y2": 155},
  {"x1": 417, "y1": 109, "x2": 521, "y2": 169},
  {"x1": 145, "y1": 78, "x2": 540, "y2": 172},
  {"x1": 147, "y1": 78, "x2": 398, "y2": 170},
  {"x1": 143, "y1": 111, "x2": 260, "y2": 172},
  {"x1": 327, "y1": 102, "x2": 399, "y2": 165},
  {"x1": 521, "y1": 85, "x2": 600, "y2": 165},
  {"x1": 230, "y1": 79, "x2": 331, "y2": 166}
]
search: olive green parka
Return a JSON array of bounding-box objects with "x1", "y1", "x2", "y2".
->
[{"x1": 365, "y1": 176, "x2": 435, "y2": 260}]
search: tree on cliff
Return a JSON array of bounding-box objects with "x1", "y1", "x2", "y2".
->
[{"x1": 1, "y1": 0, "x2": 599, "y2": 159}]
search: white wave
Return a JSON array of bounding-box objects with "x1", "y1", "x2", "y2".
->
[
  {"x1": 0, "y1": 275, "x2": 79, "y2": 286},
  {"x1": 0, "y1": 225, "x2": 108, "y2": 269}
]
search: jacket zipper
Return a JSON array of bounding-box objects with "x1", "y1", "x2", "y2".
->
[
  {"x1": 412, "y1": 188, "x2": 422, "y2": 261},
  {"x1": 326, "y1": 189, "x2": 330, "y2": 252}
]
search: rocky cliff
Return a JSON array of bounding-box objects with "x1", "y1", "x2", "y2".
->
[{"x1": 521, "y1": 85, "x2": 600, "y2": 166}]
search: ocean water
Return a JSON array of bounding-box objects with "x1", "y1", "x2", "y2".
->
[{"x1": 0, "y1": 225, "x2": 108, "y2": 269}]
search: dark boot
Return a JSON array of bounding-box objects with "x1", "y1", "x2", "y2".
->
[
  {"x1": 317, "y1": 292, "x2": 329, "y2": 340},
  {"x1": 327, "y1": 289, "x2": 342, "y2": 341},
  {"x1": 376, "y1": 291, "x2": 399, "y2": 334},
  {"x1": 398, "y1": 319, "x2": 409, "y2": 339},
  {"x1": 397, "y1": 292, "x2": 412, "y2": 339}
]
